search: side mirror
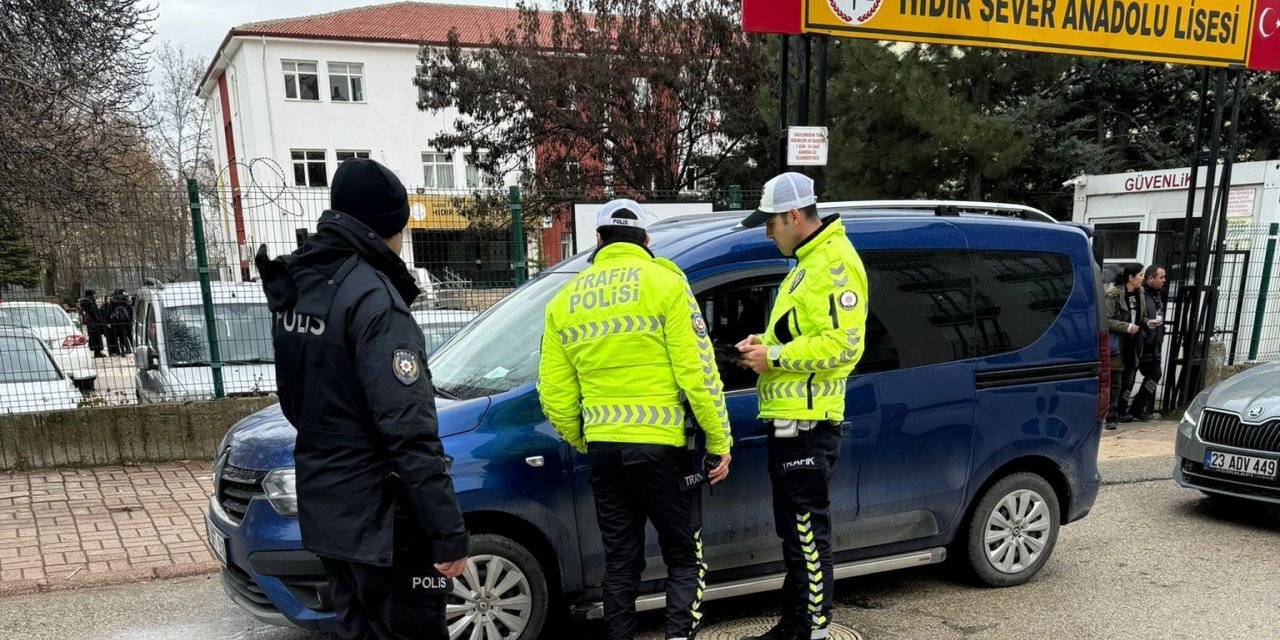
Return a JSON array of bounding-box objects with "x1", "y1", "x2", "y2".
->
[{"x1": 135, "y1": 345, "x2": 160, "y2": 371}]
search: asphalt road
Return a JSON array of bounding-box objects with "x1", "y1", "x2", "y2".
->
[{"x1": 2, "y1": 456, "x2": 1277, "y2": 640}]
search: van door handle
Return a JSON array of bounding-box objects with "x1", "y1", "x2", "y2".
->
[{"x1": 525, "y1": 456, "x2": 545, "y2": 468}]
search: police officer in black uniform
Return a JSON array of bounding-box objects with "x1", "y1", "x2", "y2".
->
[{"x1": 256, "y1": 158, "x2": 468, "y2": 640}]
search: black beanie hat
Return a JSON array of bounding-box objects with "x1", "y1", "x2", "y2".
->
[{"x1": 330, "y1": 158, "x2": 410, "y2": 238}]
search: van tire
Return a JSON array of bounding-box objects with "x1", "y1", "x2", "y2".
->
[
  {"x1": 960, "y1": 472, "x2": 1060, "y2": 587},
  {"x1": 74, "y1": 378, "x2": 95, "y2": 392},
  {"x1": 448, "y1": 533, "x2": 549, "y2": 640}
]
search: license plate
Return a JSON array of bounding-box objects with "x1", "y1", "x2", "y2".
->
[
  {"x1": 205, "y1": 515, "x2": 227, "y2": 566},
  {"x1": 1204, "y1": 450, "x2": 1278, "y2": 479}
]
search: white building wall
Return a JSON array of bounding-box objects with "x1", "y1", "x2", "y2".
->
[{"x1": 203, "y1": 36, "x2": 521, "y2": 280}]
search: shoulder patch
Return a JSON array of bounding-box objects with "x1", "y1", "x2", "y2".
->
[
  {"x1": 788, "y1": 269, "x2": 806, "y2": 294},
  {"x1": 392, "y1": 349, "x2": 421, "y2": 385},
  {"x1": 691, "y1": 312, "x2": 708, "y2": 338},
  {"x1": 839, "y1": 290, "x2": 859, "y2": 311}
]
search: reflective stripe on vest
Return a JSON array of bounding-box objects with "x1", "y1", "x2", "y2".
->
[
  {"x1": 559, "y1": 315, "x2": 664, "y2": 345},
  {"x1": 582, "y1": 404, "x2": 687, "y2": 427},
  {"x1": 759, "y1": 379, "x2": 847, "y2": 402}
]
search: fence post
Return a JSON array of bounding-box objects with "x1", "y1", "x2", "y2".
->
[
  {"x1": 729, "y1": 184, "x2": 742, "y2": 210},
  {"x1": 509, "y1": 186, "x2": 526, "y2": 285},
  {"x1": 186, "y1": 179, "x2": 225, "y2": 399},
  {"x1": 1248, "y1": 222, "x2": 1279, "y2": 361}
]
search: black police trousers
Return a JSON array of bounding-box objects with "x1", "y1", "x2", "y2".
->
[
  {"x1": 767, "y1": 423, "x2": 841, "y2": 638},
  {"x1": 319, "y1": 514, "x2": 451, "y2": 640},
  {"x1": 588, "y1": 442, "x2": 705, "y2": 640}
]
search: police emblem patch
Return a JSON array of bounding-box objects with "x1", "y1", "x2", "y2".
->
[
  {"x1": 839, "y1": 290, "x2": 859, "y2": 310},
  {"x1": 392, "y1": 349, "x2": 420, "y2": 385},
  {"x1": 788, "y1": 269, "x2": 806, "y2": 293},
  {"x1": 691, "y1": 312, "x2": 708, "y2": 338}
]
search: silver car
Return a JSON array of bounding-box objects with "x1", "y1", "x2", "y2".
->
[{"x1": 1174, "y1": 361, "x2": 1280, "y2": 505}]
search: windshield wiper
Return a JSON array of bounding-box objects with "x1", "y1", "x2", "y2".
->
[
  {"x1": 222, "y1": 358, "x2": 273, "y2": 364},
  {"x1": 433, "y1": 384, "x2": 460, "y2": 400}
]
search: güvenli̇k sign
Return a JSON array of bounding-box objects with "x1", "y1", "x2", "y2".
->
[{"x1": 743, "y1": 0, "x2": 1280, "y2": 71}]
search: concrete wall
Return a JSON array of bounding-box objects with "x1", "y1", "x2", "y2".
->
[{"x1": 0, "y1": 397, "x2": 278, "y2": 471}]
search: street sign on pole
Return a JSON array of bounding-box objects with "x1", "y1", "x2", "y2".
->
[{"x1": 787, "y1": 126, "x2": 829, "y2": 166}]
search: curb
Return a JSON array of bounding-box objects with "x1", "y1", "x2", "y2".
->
[{"x1": 0, "y1": 561, "x2": 220, "y2": 599}]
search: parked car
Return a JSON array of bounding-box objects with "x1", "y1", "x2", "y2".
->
[
  {"x1": 0, "y1": 301, "x2": 95, "y2": 390},
  {"x1": 1173, "y1": 360, "x2": 1280, "y2": 504},
  {"x1": 0, "y1": 326, "x2": 81, "y2": 415},
  {"x1": 206, "y1": 201, "x2": 1107, "y2": 637},
  {"x1": 133, "y1": 281, "x2": 276, "y2": 403},
  {"x1": 411, "y1": 308, "x2": 477, "y2": 353}
]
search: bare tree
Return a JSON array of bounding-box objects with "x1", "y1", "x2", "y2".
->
[
  {"x1": 148, "y1": 41, "x2": 216, "y2": 183},
  {"x1": 415, "y1": 0, "x2": 770, "y2": 196},
  {"x1": 0, "y1": 0, "x2": 155, "y2": 215}
]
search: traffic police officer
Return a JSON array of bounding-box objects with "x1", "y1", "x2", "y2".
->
[
  {"x1": 736, "y1": 173, "x2": 868, "y2": 640},
  {"x1": 256, "y1": 158, "x2": 468, "y2": 640},
  {"x1": 539, "y1": 199, "x2": 734, "y2": 640}
]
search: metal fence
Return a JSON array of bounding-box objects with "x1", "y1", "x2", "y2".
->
[{"x1": 0, "y1": 181, "x2": 762, "y2": 414}]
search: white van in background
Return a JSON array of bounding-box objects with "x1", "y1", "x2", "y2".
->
[{"x1": 133, "y1": 281, "x2": 276, "y2": 404}]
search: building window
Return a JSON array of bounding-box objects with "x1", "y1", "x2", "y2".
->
[
  {"x1": 465, "y1": 153, "x2": 497, "y2": 189},
  {"x1": 555, "y1": 81, "x2": 577, "y2": 110},
  {"x1": 1095, "y1": 222, "x2": 1141, "y2": 261},
  {"x1": 328, "y1": 62, "x2": 365, "y2": 102},
  {"x1": 632, "y1": 77, "x2": 650, "y2": 108},
  {"x1": 282, "y1": 61, "x2": 319, "y2": 101},
  {"x1": 415, "y1": 65, "x2": 430, "y2": 104},
  {"x1": 560, "y1": 232, "x2": 573, "y2": 260},
  {"x1": 295, "y1": 228, "x2": 309, "y2": 249},
  {"x1": 421, "y1": 152, "x2": 455, "y2": 189},
  {"x1": 336, "y1": 150, "x2": 370, "y2": 162},
  {"x1": 565, "y1": 158, "x2": 580, "y2": 183},
  {"x1": 291, "y1": 150, "x2": 328, "y2": 187}
]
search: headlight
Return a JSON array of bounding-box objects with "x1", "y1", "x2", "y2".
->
[
  {"x1": 262, "y1": 467, "x2": 297, "y2": 516},
  {"x1": 1181, "y1": 391, "x2": 1210, "y2": 431}
]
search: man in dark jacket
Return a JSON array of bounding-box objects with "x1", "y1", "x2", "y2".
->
[
  {"x1": 106, "y1": 289, "x2": 133, "y2": 356},
  {"x1": 1126, "y1": 265, "x2": 1167, "y2": 422},
  {"x1": 77, "y1": 290, "x2": 105, "y2": 358},
  {"x1": 256, "y1": 158, "x2": 468, "y2": 640}
]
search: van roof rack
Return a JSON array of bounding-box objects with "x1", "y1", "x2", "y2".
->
[
  {"x1": 646, "y1": 199, "x2": 1056, "y2": 229},
  {"x1": 821, "y1": 200, "x2": 1056, "y2": 223}
]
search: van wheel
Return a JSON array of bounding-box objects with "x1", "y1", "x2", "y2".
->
[
  {"x1": 960, "y1": 472, "x2": 1060, "y2": 587},
  {"x1": 447, "y1": 533, "x2": 549, "y2": 640},
  {"x1": 74, "y1": 378, "x2": 95, "y2": 392}
]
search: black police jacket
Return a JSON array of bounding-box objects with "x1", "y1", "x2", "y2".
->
[{"x1": 255, "y1": 210, "x2": 468, "y2": 567}]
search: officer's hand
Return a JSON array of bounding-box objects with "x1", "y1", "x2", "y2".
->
[
  {"x1": 737, "y1": 344, "x2": 770, "y2": 374},
  {"x1": 735, "y1": 334, "x2": 762, "y2": 349},
  {"x1": 435, "y1": 557, "x2": 468, "y2": 579},
  {"x1": 706, "y1": 453, "x2": 732, "y2": 485},
  {"x1": 1127, "y1": 322, "x2": 1140, "y2": 335}
]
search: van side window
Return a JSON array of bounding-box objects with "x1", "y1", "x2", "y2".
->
[
  {"x1": 855, "y1": 250, "x2": 973, "y2": 374},
  {"x1": 144, "y1": 304, "x2": 159, "y2": 354},
  {"x1": 970, "y1": 250, "x2": 1074, "y2": 356},
  {"x1": 696, "y1": 276, "x2": 780, "y2": 392}
]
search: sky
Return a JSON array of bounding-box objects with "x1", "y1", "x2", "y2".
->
[{"x1": 149, "y1": 0, "x2": 525, "y2": 63}]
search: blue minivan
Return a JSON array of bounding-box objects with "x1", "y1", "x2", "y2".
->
[{"x1": 206, "y1": 201, "x2": 1108, "y2": 638}]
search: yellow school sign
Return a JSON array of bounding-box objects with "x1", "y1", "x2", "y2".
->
[{"x1": 804, "y1": 0, "x2": 1252, "y2": 66}]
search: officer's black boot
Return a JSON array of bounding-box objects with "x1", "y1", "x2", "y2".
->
[{"x1": 741, "y1": 620, "x2": 807, "y2": 640}]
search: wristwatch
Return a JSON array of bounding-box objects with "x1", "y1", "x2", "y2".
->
[{"x1": 768, "y1": 345, "x2": 782, "y2": 369}]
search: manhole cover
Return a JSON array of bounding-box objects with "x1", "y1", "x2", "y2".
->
[{"x1": 694, "y1": 618, "x2": 863, "y2": 640}]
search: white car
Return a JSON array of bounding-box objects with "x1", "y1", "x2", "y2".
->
[
  {"x1": 0, "y1": 301, "x2": 95, "y2": 390},
  {"x1": 0, "y1": 327, "x2": 81, "y2": 415},
  {"x1": 411, "y1": 308, "x2": 477, "y2": 353}
]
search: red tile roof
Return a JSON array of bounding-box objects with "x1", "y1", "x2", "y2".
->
[{"x1": 230, "y1": 1, "x2": 524, "y2": 46}]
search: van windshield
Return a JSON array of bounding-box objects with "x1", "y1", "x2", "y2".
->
[
  {"x1": 163, "y1": 304, "x2": 275, "y2": 367},
  {"x1": 0, "y1": 334, "x2": 62, "y2": 383},
  {"x1": 429, "y1": 273, "x2": 574, "y2": 399}
]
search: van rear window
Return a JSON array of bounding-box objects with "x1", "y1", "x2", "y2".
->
[{"x1": 970, "y1": 251, "x2": 1074, "y2": 356}]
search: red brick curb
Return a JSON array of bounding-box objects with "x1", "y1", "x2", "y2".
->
[{"x1": 0, "y1": 560, "x2": 220, "y2": 598}]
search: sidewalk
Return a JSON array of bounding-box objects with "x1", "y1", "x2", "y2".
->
[
  {"x1": 0, "y1": 461, "x2": 217, "y2": 597},
  {"x1": 0, "y1": 420, "x2": 1180, "y2": 599}
]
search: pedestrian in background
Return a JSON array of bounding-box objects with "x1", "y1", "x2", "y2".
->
[
  {"x1": 1126, "y1": 265, "x2": 1166, "y2": 422},
  {"x1": 1105, "y1": 263, "x2": 1146, "y2": 430},
  {"x1": 78, "y1": 289, "x2": 105, "y2": 358}
]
